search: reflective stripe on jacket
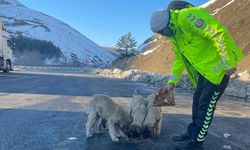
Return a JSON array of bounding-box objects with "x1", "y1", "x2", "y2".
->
[{"x1": 167, "y1": 7, "x2": 244, "y2": 86}]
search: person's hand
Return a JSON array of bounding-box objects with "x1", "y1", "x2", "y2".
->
[
  {"x1": 161, "y1": 83, "x2": 175, "y2": 94},
  {"x1": 225, "y1": 68, "x2": 237, "y2": 76},
  {"x1": 154, "y1": 83, "x2": 176, "y2": 106}
]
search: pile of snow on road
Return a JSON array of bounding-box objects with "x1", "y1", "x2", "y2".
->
[
  {"x1": 15, "y1": 66, "x2": 250, "y2": 99},
  {"x1": 97, "y1": 68, "x2": 250, "y2": 99}
]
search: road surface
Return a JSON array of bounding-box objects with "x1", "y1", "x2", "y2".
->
[{"x1": 0, "y1": 71, "x2": 249, "y2": 150}]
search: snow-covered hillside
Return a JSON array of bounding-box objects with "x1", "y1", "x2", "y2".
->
[{"x1": 0, "y1": 0, "x2": 115, "y2": 67}]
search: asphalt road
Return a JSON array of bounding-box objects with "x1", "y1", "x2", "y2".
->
[{"x1": 0, "y1": 71, "x2": 249, "y2": 150}]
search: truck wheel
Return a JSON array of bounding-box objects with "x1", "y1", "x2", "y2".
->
[{"x1": 3, "y1": 60, "x2": 11, "y2": 73}]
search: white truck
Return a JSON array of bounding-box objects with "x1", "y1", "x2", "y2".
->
[{"x1": 0, "y1": 18, "x2": 14, "y2": 73}]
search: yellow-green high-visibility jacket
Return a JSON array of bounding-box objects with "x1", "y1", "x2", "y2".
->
[{"x1": 166, "y1": 7, "x2": 244, "y2": 86}]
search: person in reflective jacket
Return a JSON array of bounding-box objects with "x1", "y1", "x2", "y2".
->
[{"x1": 150, "y1": 1, "x2": 244, "y2": 150}]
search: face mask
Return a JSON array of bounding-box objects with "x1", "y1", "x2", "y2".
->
[{"x1": 158, "y1": 25, "x2": 173, "y2": 37}]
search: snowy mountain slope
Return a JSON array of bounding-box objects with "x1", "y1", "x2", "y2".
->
[
  {"x1": 102, "y1": 47, "x2": 122, "y2": 57},
  {"x1": 0, "y1": 0, "x2": 115, "y2": 67}
]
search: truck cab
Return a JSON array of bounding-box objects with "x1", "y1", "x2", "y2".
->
[{"x1": 0, "y1": 18, "x2": 14, "y2": 73}]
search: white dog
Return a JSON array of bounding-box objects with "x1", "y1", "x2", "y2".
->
[
  {"x1": 86, "y1": 94, "x2": 131, "y2": 142},
  {"x1": 143, "y1": 93, "x2": 162, "y2": 138},
  {"x1": 129, "y1": 90, "x2": 147, "y2": 137}
]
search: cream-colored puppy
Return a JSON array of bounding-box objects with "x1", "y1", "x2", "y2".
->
[
  {"x1": 129, "y1": 90, "x2": 147, "y2": 137},
  {"x1": 86, "y1": 94, "x2": 130, "y2": 142},
  {"x1": 143, "y1": 93, "x2": 162, "y2": 138}
]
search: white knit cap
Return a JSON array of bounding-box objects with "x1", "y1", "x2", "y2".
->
[{"x1": 150, "y1": 9, "x2": 170, "y2": 33}]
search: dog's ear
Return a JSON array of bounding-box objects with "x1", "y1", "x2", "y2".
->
[
  {"x1": 155, "y1": 83, "x2": 160, "y2": 91},
  {"x1": 153, "y1": 83, "x2": 160, "y2": 95},
  {"x1": 153, "y1": 91, "x2": 158, "y2": 97},
  {"x1": 133, "y1": 90, "x2": 138, "y2": 96}
]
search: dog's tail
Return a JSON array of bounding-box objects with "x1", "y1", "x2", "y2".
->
[
  {"x1": 87, "y1": 96, "x2": 96, "y2": 114},
  {"x1": 87, "y1": 103, "x2": 94, "y2": 115}
]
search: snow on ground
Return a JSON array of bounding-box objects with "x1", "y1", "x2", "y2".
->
[
  {"x1": 201, "y1": 0, "x2": 236, "y2": 16},
  {"x1": 200, "y1": 0, "x2": 218, "y2": 8},
  {"x1": 96, "y1": 68, "x2": 250, "y2": 99},
  {"x1": 137, "y1": 42, "x2": 150, "y2": 52},
  {"x1": 14, "y1": 65, "x2": 250, "y2": 99},
  {"x1": 212, "y1": 0, "x2": 235, "y2": 15},
  {"x1": 141, "y1": 45, "x2": 160, "y2": 56},
  {"x1": 137, "y1": 38, "x2": 159, "y2": 52}
]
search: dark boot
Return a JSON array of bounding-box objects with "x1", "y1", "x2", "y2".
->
[
  {"x1": 174, "y1": 139, "x2": 203, "y2": 150},
  {"x1": 173, "y1": 123, "x2": 196, "y2": 142}
]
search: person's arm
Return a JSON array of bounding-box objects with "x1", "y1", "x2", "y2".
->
[
  {"x1": 157, "y1": 45, "x2": 185, "y2": 95},
  {"x1": 179, "y1": 8, "x2": 237, "y2": 72},
  {"x1": 167, "y1": 45, "x2": 185, "y2": 86}
]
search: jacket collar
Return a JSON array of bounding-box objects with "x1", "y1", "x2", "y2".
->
[
  {"x1": 165, "y1": 9, "x2": 179, "y2": 41},
  {"x1": 169, "y1": 9, "x2": 179, "y2": 32}
]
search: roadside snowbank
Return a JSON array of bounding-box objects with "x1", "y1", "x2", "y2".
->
[
  {"x1": 14, "y1": 66, "x2": 250, "y2": 100},
  {"x1": 96, "y1": 68, "x2": 250, "y2": 100},
  {"x1": 96, "y1": 68, "x2": 168, "y2": 85}
]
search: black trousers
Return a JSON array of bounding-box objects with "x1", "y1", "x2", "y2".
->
[{"x1": 186, "y1": 73, "x2": 230, "y2": 142}]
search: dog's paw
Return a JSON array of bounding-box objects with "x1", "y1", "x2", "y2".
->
[
  {"x1": 86, "y1": 133, "x2": 93, "y2": 138},
  {"x1": 111, "y1": 137, "x2": 119, "y2": 142}
]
